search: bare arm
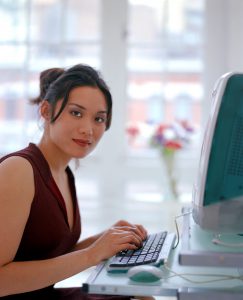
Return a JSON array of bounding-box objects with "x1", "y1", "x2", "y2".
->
[
  {"x1": 0, "y1": 157, "x2": 142, "y2": 297},
  {"x1": 0, "y1": 247, "x2": 96, "y2": 296}
]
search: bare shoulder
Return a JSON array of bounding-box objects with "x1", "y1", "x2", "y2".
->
[
  {"x1": 0, "y1": 155, "x2": 35, "y2": 205},
  {"x1": 0, "y1": 155, "x2": 33, "y2": 172}
]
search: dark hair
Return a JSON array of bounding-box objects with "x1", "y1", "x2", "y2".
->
[{"x1": 31, "y1": 64, "x2": 112, "y2": 130}]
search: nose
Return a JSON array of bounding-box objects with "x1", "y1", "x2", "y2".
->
[{"x1": 79, "y1": 122, "x2": 93, "y2": 137}]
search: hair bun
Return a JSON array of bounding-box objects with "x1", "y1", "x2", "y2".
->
[{"x1": 30, "y1": 67, "x2": 64, "y2": 105}]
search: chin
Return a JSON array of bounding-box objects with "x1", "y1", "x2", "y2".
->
[{"x1": 74, "y1": 149, "x2": 93, "y2": 159}]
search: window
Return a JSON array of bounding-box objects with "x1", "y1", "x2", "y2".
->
[
  {"x1": 126, "y1": 0, "x2": 204, "y2": 154},
  {"x1": 125, "y1": 0, "x2": 204, "y2": 201},
  {"x1": 0, "y1": 0, "x2": 101, "y2": 154}
]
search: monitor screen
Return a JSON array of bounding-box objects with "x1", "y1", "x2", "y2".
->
[{"x1": 192, "y1": 72, "x2": 243, "y2": 234}]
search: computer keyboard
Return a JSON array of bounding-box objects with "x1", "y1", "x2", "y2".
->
[{"x1": 107, "y1": 231, "x2": 176, "y2": 272}]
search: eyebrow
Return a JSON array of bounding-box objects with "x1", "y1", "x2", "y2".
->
[{"x1": 68, "y1": 103, "x2": 108, "y2": 114}]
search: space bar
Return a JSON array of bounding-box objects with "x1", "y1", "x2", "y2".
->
[{"x1": 109, "y1": 253, "x2": 159, "y2": 267}]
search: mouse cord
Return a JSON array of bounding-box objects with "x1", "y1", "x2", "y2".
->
[
  {"x1": 172, "y1": 209, "x2": 193, "y2": 249},
  {"x1": 163, "y1": 261, "x2": 243, "y2": 284},
  {"x1": 212, "y1": 234, "x2": 243, "y2": 247}
]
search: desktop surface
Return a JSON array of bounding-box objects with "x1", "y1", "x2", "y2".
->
[
  {"x1": 81, "y1": 208, "x2": 243, "y2": 299},
  {"x1": 179, "y1": 207, "x2": 243, "y2": 267}
]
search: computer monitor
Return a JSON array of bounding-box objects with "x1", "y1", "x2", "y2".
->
[{"x1": 192, "y1": 72, "x2": 243, "y2": 234}]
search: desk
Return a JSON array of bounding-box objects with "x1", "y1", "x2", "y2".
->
[{"x1": 82, "y1": 207, "x2": 243, "y2": 299}]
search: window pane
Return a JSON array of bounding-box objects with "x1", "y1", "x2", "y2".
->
[
  {"x1": 127, "y1": 0, "x2": 204, "y2": 153},
  {"x1": 0, "y1": 73, "x2": 29, "y2": 153},
  {"x1": 128, "y1": 0, "x2": 165, "y2": 44},
  {"x1": 65, "y1": 0, "x2": 101, "y2": 41},
  {"x1": 0, "y1": 0, "x2": 27, "y2": 42},
  {"x1": 63, "y1": 45, "x2": 101, "y2": 68},
  {"x1": 0, "y1": 45, "x2": 27, "y2": 68},
  {"x1": 29, "y1": 45, "x2": 65, "y2": 69},
  {"x1": 30, "y1": 0, "x2": 101, "y2": 43},
  {"x1": 30, "y1": 0, "x2": 63, "y2": 43},
  {"x1": 0, "y1": 0, "x2": 101, "y2": 155}
]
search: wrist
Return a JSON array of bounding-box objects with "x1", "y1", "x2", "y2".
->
[{"x1": 83, "y1": 246, "x2": 100, "y2": 266}]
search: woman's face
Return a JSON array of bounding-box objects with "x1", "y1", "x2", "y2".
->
[{"x1": 45, "y1": 86, "x2": 108, "y2": 160}]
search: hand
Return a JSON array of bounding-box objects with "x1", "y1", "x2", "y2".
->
[
  {"x1": 112, "y1": 219, "x2": 147, "y2": 241},
  {"x1": 87, "y1": 224, "x2": 146, "y2": 264}
]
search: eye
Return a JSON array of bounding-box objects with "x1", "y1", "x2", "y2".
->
[
  {"x1": 95, "y1": 116, "x2": 107, "y2": 123},
  {"x1": 70, "y1": 110, "x2": 82, "y2": 117}
]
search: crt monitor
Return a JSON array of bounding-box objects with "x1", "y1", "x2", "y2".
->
[{"x1": 192, "y1": 72, "x2": 243, "y2": 234}]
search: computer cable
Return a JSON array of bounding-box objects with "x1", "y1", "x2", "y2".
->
[
  {"x1": 163, "y1": 260, "x2": 243, "y2": 284},
  {"x1": 212, "y1": 234, "x2": 243, "y2": 248},
  {"x1": 172, "y1": 209, "x2": 192, "y2": 249},
  {"x1": 165, "y1": 209, "x2": 243, "y2": 284}
]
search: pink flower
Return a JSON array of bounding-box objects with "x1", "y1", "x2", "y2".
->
[
  {"x1": 179, "y1": 120, "x2": 194, "y2": 133},
  {"x1": 156, "y1": 124, "x2": 170, "y2": 135},
  {"x1": 126, "y1": 125, "x2": 140, "y2": 138}
]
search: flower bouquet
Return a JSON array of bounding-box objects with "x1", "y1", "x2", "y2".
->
[
  {"x1": 150, "y1": 121, "x2": 194, "y2": 200},
  {"x1": 126, "y1": 120, "x2": 194, "y2": 200}
]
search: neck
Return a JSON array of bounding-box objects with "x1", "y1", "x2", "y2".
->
[{"x1": 37, "y1": 136, "x2": 70, "y2": 173}]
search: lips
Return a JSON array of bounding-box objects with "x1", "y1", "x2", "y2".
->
[{"x1": 73, "y1": 139, "x2": 92, "y2": 147}]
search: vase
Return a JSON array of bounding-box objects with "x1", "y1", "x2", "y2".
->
[{"x1": 161, "y1": 148, "x2": 179, "y2": 201}]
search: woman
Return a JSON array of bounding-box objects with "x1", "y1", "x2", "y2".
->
[{"x1": 0, "y1": 64, "x2": 147, "y2": 299}]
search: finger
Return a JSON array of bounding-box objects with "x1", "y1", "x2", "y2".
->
[
  {"x1": 110, "y1": 227, "x2": 141, "y2": 239},
  {"x1": 119, "y1": 233, "x2": 142, "y2": 247},
  {"x1": 113, "y1": 220, "x2": 131, "y2": 228},
  {"x1": 119, "y1": 243, "x2": 138, "y2": 252},
  {"x1": 127, "y1": 225, "x2": 145, "y2": 240},
  {"x1": 134, "y1": 224, "x2": 148, "y2": 240},
  {"x1": 114, "y1": 223, "x2": 148, "y2": 240},
  {"x1": 113, "y1": 227, "x2": 144, "y2": 244},
  {"x1": 117, "y1": 225, "x2": 146, "y2": 240}
]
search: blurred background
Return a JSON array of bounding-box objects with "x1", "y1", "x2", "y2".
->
[{"x1": 1, "y1": 0, "x2": 243, "y2": 237}]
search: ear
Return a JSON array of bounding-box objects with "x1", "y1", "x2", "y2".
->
[{"x1": 40, "y1": 100, "x2": 51, "y2": 120}]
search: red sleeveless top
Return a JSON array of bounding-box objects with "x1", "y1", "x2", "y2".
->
[
  {"x1": 0, "y1": 143, "x2": 81, "y2": 262},
  {"x1": 0, "y1": 144, "x2": 130, "y2": 300}
]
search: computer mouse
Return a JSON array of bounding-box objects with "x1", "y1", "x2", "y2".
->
[{"x1": 127, "y1": 265, "x2": 164, "y2": 283}]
